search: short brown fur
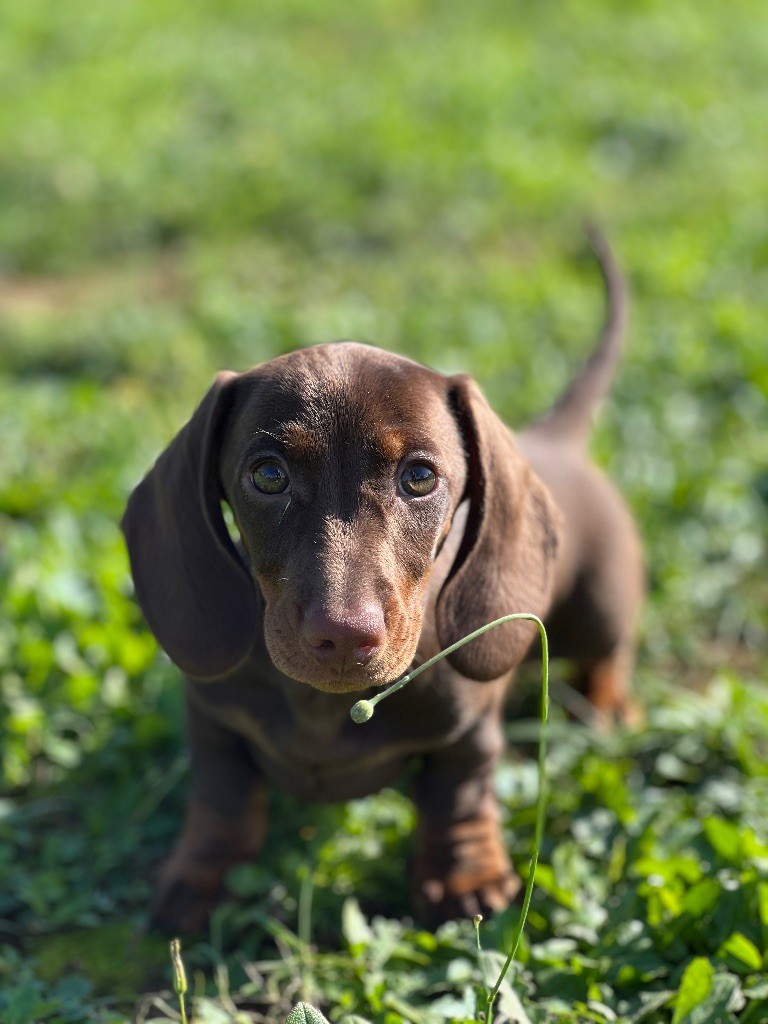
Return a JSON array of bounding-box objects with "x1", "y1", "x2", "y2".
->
[{"x1": 123, "y1": 234, "x2": 643, "y2": 931}]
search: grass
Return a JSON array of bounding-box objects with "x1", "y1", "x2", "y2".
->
[{"x1": 0, "y1": 0, "x2": 767, "y2": 1021}]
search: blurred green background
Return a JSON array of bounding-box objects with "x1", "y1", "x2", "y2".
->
[{"x1": 0, "y1": 0, "x2": 766, "y2": 1020}]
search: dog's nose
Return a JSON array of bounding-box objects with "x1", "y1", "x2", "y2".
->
[{"x1": 302, "y1": 604, "x2": 386, "y2": 666}]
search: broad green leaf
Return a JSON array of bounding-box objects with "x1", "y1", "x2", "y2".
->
[
  {"x1": 682, "y1": 878, "x2": 721, "y2": 917},
  {"x1": 674, "y1": 968, "x2": 742, "y2": 1024},
  {"x1": 530, "y1": 862, "x2": 576, "y2": 908},
  {"x1": 5, "y1": 986, "x2": 41, "y2": 1024},
  {"x1": 194, "y1": 999, "x2": 237, "y2": 1024},
  {"x1": 342, "y1": 897, "x2": 373, "y2": 954},
  {"x1": 285, "y1": 1003, "x2": 332, "y2": 1024},
  {"x1": 758, "y1": 882, "x2": 768, "y2": 928},
  {"x1": 625, "y1": 991, "x2": 677, "y2": 1024},
  {"x1": 717, "y1": 932, "x2": 763, "y2": 972},
  {"x1": 496, "y1": 986, "x2": 534, "y2": 1024},
  {"x1": 703, "y1": 818, "x2": 743, "y2": 863},
  {"x1": 673, "y1": 958, "x2": 714, "y2": 1024}
]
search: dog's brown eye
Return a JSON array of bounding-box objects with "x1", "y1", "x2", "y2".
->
[
  {"x1": 400, "y1": 464, "x2": 436, "y2": 497},
  {"x1": 250, "y1": 460, "x2": 289, "y2": 494}
]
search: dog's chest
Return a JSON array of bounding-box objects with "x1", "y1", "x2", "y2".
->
[{"x1": 188, "y1": 667, "x2": 477, "y2": 803}]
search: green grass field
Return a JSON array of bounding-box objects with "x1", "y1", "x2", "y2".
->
[{"x1": 1, "y1": 1, "x2": 766, "y2": 1021}]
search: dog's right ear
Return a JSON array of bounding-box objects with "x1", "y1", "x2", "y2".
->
[
  {"x1": 122, "y1": 372, "x2": 258, "y2": 680},
  {"x1": 436, "y1": 375, "x2": 562, "y2": 681}
]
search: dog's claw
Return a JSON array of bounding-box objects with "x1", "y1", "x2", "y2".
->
[{"x1": 415, "y1": 870, "x2": 521, "y2": 929}]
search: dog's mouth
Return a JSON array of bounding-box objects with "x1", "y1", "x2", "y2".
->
[
  {"x1": 261, "y1": 603, "x2": 420, "y2": 694},
  {"x1": 297, "y1": 671, "x2": 390, "y2": 695},
  {"x1": 266, "y1": 642, "x2": 413, "y2": 694}
]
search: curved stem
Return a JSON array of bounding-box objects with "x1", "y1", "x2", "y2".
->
[{"x1": 350, "y1": 613, "x2": 550, "y2": 1019}]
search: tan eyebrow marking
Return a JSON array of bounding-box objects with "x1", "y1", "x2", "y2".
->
[
  {"x1": 278, "y1": 421, "x2": 324, "y2": 458},
  {"x1": 377, "y1": 429, "x2": 407, "y2": 462}
]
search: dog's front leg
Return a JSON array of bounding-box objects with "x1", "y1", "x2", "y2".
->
[
  {"x1": 151, "y1": 692, "x2": 268, "y2": 934},
  {"x1": 411, "y1": 715, "x2": 520, "y2": 927}
]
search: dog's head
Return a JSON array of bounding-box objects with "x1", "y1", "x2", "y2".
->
[{"x1": 122, "y1": 343, "x2": 561, "y2": 691}]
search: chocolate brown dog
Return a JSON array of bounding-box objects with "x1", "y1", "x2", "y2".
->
[{"x1": 123, "y1": 233, "x2": 643, "y2": 933}]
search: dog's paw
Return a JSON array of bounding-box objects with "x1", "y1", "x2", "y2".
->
[
  {"x1": 412, "y1": 814, "x2": 521, "y2": 928},
  {"x1": 149, "y1": 859, "x2": 225, "y2": 935},
  {"x1": 149, "y1": 794, "x2": 269, "y2": 934},
  {"x1": 414, "y1": 869, "x2": 521, "y2": 928}
]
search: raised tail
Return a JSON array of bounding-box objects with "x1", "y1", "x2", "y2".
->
[{"x1": 530, "y1": 224, "x2": 628, "y2": 445}]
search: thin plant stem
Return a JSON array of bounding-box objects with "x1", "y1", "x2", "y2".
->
[
  {"x1": 473, "y1": 913, "x2": 490, "y2": 1013},
  {"x1": 350, "y1": 613, "x2": 550, "y2": 1023},
  {"x1": 169, "y1": 938, "x2": 189, "y2": 1024}
]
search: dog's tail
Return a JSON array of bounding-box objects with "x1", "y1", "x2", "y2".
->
[{"x1": 531, "y1": 224, "x2": 627, "y2": 446}]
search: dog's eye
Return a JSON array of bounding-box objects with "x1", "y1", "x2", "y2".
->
[
  {"x1": 250, "y1": 460, "x2": 289, "y2": 494},
  {"x1": 399, "y1": 464, "x2": 437, "y2": 497}
]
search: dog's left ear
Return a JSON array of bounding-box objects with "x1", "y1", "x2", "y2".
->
[
  {"x1": 436, "y1": 375, "x2": 563, "y2": 681},
  {"x1": 122, "y1": 372, "x2": 258, "y2": 680}
]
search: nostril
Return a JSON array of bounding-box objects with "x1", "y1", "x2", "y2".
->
[
  {"x1": 316, "y1": 638, "x2": 335, "y2": 652},
  {"x1": 354, "y1": 643, "x2": 376, "y2": 666}
]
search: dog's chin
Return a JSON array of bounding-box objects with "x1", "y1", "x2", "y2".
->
[
  {"x1": 274, "y1": 655, "x2": 413, "y2": 694},
  {"x1": 264, "y1": 634, "x2": 417, "y2": 694},
  {"x1": 298, "y1": 673, "x2": 385, "y2": 695}
]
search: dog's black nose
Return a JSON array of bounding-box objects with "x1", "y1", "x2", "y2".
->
[{"x1": 302, "y1": 604, "x2": 386, "y2": 666}]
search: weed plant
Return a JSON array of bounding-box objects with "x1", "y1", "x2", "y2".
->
[{"x1": 1, "y1": 0, "x2": 767, "y2": 1021}]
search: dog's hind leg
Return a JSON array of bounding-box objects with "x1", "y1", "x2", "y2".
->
[{"x1": 572, "y1": 643, "x2": 642, "y2": 729}]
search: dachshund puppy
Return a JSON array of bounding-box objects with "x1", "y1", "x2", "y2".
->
[{"x1": 123, "y1": 234, "x2": 643, "y2": 932}]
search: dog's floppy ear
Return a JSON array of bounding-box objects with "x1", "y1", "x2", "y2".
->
[
  {"x1": 122, "y1": 372, "x2": 257, "y2": 680},
  {"x1": 436, "y1": 375, "x2": 562, "y2": 681}
]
